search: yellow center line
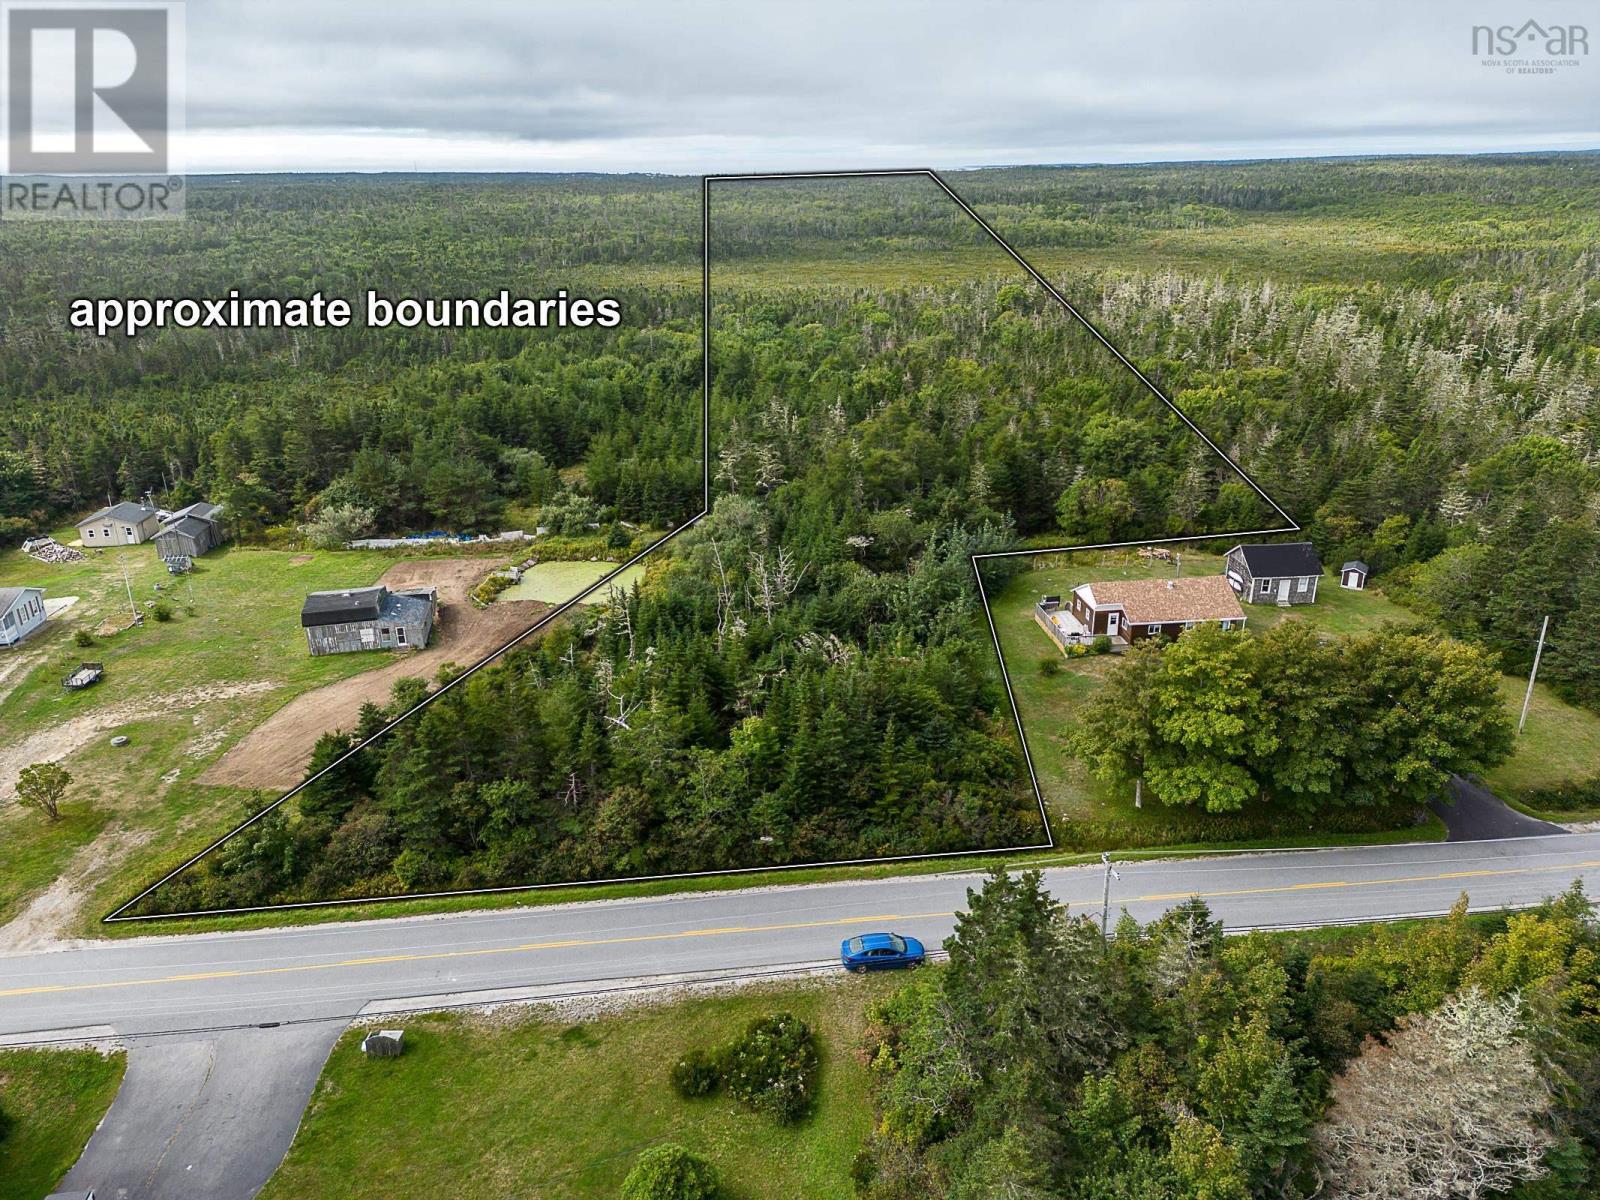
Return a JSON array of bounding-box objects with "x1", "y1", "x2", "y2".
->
[{"x1": 4, "y1": 858, "x2": 1598, "y2": 1001}]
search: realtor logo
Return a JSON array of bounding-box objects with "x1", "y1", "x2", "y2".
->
[
  {"x1": 1472, "y1": 17, "x2": 1588, "y2": 73},
  {"x1": 1, "y1": 1, "x2": 184, "y2": 217}
]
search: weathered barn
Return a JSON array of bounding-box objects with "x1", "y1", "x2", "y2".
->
[
  {"x1": 154, "y1": 501, "x2": 228, "y2": 561},
  {"x1": 77, "y1": 501, "x2": 160, "y2": 547},
  {"x1": 301, "y1": 585, "x2": 435, "y2": 656},
  {"x1": 1224, "y1": 541, "x2": 1323, "y2": 606}
]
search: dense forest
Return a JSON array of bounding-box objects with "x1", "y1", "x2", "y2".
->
[
  {"x1": 857, "y1": 869, "x2": 1600, "y2": 1200},
  {"x1": 2, "y1": 156, "x2": 1598, "y2": 907}
]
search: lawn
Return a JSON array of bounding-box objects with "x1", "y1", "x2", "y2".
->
[
  {"x1": 0, "y1": 534, "x2": 404, "y2": 931},
  {"x1": 984, "y1": 546, "x2": 1599, "y2": 848},
  {"x1": 1485, "y1": 676, "x2": 1600, "y2": 813},
  {"x1": 260, "y1": 978, "x2": 897, "y2": 1200},
  {"x1": 497, "y1": 559, "x2": 646, "y2": 604},
  {"x1": 0, "y1": 1047, "x2": 125, "y2": 1200}
]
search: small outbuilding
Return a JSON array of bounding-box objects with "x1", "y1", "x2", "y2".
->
[
  {"x1": 77, "y1": 501, "x2": 160, "y2": 547},
  {"x1": 153, "y1": 501, "x2": 228, "y2": 561},
  {"x1": 1340, "y1": 560, "x2": 1370, "y2": 590},
  {"x1": 301, "y1": 585, "x2": 435, "y2": 656},
  {"x1": 0, "y1": 586, "x2": 46, "y2": 646}
]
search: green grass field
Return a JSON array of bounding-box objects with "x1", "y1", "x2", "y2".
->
[
  {"x1": 497, "y1": 560, "x2": 646, "y2": 603},
  {"x1": 1485, "y1": 676, "x2": 1600, "y2": 816},
  {"x1": 0, "y1": 534, "x2": 404, "y2": 930},
  {"x1": 987, "y1": 548, "x2": 1600, "y2": 846},
  {"x1": 0, "y1": 1047, "x2": 125, "y2": 1200},
  {"x1": 260, "y1": 979, "x2": 896, "y2": 1200}
]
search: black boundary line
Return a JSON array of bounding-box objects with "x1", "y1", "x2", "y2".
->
[{"x1": 104, "y1": 167, "x2": 1293, "y2": 924}]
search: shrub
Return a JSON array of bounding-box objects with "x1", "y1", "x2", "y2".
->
[
  {"x1": 471, "y1": 572, "x2": 518, "y2": 606},
  {"x1": 1092, "y1": 635, "x2": 1112, "y2": 655},
  {"x1": 0, "y1": 1095, "x2": 12, "y2": 1143},
  {"x1": 1517, "y1": 777, "x2": 1600, "y2": 813},
  {"x1": 1069, "y1": 642, "x2": 1090, "y2": 657},
  {"x1": 669, "y1": 1047, "x2": 723, "y2": 1099},
  {"x1": 721, "y1": 1012, "x2": 818, "y2": 1123},
  {"x1": 620, "y1": 1143, "x2": 719, "y2": 1200},
  {"x1": 151, "y1": 600, "x2": 174, "y2": 622},
  {"x1": 73, "y1": 628, "x2": 95, "y2": 647},
  {"x1": 1038, "y1": 655, "x2": 1061, "y2": 677}
]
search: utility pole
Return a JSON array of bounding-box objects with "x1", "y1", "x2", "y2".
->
[
  {"x1": 121, "y1": 561, "x2": 140, "y2": 625},
  {"x1": 1100, "y1": 852, "x2": 1121, "y2": 940},
  {"x1": 1518, "y1": 615, "x2": 1550, "y2": 734}
]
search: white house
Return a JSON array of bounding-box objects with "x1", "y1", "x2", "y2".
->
[{"x1": 0, "y1": 586, "x2": 47, "y2": 647}]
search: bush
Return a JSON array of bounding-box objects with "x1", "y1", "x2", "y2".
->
[
  {"x1": 669, "y1": 1047, "x2": 723, "y2": 1099},
  {"x1": 1069, "y1": 642, "x2": 1090, "y2": 657},
  {"x1": 721, "y1": 1012, "x2": 818, "y2": 1124},
  {"x1": 471, "y1": 572, "x2": 518, "y2": 606},
  {"x1": 1038, "y1": 655, "x2": 1061, "y2": 677},
  {"x1": 1092, "y1": 635, "x2": 1112, "y2": 655},
  {"x1": 1517, "y1": 777, "x2": 1600, "y2": 814},
  {"x1": 0, "y1": 1095, "x2": 12, "y2": 1143},
  {"x1": 151, "y1": 600, "x2": 174, "y2": 622},
  {"x1": 73, "y1": 628, "x2": 95, "y2": 647},
  {"x1": 620, "y1": 1143, "x2": 719, "y2": 1200}
]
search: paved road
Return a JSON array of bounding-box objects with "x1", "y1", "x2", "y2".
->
[
  {"x1": 2, "y1": 832, "x2": 1597, "y2": 1199},
  {"x1": 5, "y1": 833, "x2": 1598, "y2": 1041}
]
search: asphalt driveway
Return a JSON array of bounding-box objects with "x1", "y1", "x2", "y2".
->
[{"x1": 1432, "y1": 774, "x2": 1569, "y2": 842}]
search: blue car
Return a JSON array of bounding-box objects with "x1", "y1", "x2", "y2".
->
[{"x1": 840, "y1": 932, "x2": 926, "y2": 972}]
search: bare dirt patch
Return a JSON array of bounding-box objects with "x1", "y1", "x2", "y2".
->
[
  {"x1": 0, "y1": 828, "x2": 155, "y2": 952},
  {"x1": 0, "y1": 680, "x2": 280, "y2": 805},
  {"x1": 200, "y1": 558, "x2": 549, "y2": 792}
]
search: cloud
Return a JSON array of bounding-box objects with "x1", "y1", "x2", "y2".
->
[{"x1": 174, "y1": 0, "x2": 1600, "y2": 171}]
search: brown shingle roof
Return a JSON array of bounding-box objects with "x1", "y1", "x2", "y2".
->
[{"x1": 1075, "y1": 575, "x2": 1244, "y2": 625}]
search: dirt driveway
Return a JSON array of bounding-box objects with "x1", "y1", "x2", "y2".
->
[{"x1": 200, "y1": 559, "x2": 547, "y2": 792}]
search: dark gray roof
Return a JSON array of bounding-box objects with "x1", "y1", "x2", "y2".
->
[
  {"x1": 302, "y1": 586, "x2": 387, "y2": 627},
  {"x1": 170, "y1": 501, "x2": 220, "y2": 523},
  {"x1": 1233, "y1": 541, "x2": 1323, "y2": 578},
  {"x1": 0, "y1": 586, "x2": 42, "y2": 613},
  {"x1": 1341, "y1": 560, "x2": 1369, "y2": 573},
  {"x1": 159, "y1": 515, "x2": 213, "y2": 539},
  {"x1": 79, "y1": 500, "x2": 156, "y2": 526}
]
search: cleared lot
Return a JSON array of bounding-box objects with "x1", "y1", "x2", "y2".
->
[{"x1": 203, "y1": 558, "x2": 547, "y2": 791}]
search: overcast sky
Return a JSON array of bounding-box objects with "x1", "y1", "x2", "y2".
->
[{"x1": 117, "y1": 0, "x2": 1600, "y2": 171}]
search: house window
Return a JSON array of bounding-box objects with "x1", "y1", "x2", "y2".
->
[
  {"x1": 124, "y1": 526, "x2": 133, "y2": 537},
  {"x1": 1296, "y1": 577, "x2": 1309, "y2": 592},
  {"x1": 1221, "y1": 620, "x2": 1234, "y2": 631},
  {"x1": 1183, "y1": 620, "x2": 1195, "y2": 630},
  {"x1": 380, "y1": 627, "x2": 390, "y2": 637},
  {"x1": 396, "y1": 627, "x2": 407, "y2": 646},
  {"x1": 1258, "y1": 579, "x2": 1272, "y2": 595},
  {"x1": 85, "y1": 529, "x2": 94, "y2": 539}
]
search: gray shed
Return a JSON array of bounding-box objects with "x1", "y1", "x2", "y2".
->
[{"x1": 154, "y1": 501, "x2": 226, "y2": 561}]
